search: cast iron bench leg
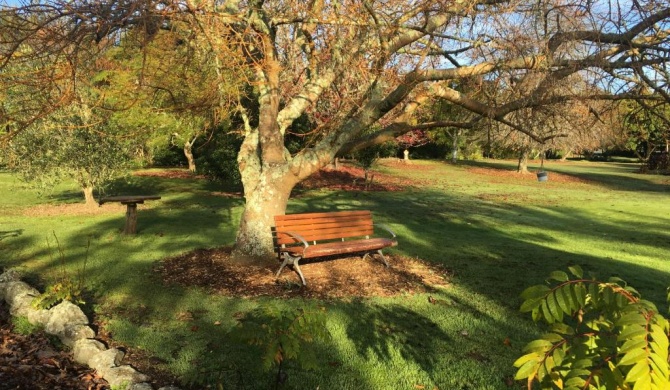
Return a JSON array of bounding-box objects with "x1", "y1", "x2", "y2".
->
[
  {"x1": 377, "y1": 249, "x2": 390, "y2": 267},
  {"x1": 276, "y1": 253, "x2": 307, "y2": 286},
  {"x1": 293, "y1": 259, "x2": 306, "y2": 286},
  {"x1": 276, "y1": 254, "x2": 290, "y2": 278},
  {"x1": 363, "y1": 250, "x2": 390, "y2": 267}
]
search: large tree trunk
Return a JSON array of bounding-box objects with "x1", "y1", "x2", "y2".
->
[
  {"x1": 517, "y1": 149, "x2": 530, "y2": 174},
  {"x1": 232, "y1": 57, "x2": 304, "y2": 259},
  {"x1": 83, "y1": 186, "x2": 96, "y2": 208},
  {"x1": 233, "y1": 172, "x2": 294, "y2": 259}
]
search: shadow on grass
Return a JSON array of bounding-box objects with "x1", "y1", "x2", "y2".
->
[{"x1": 0, "y1": 229, "x2": 23, "y2": 240}]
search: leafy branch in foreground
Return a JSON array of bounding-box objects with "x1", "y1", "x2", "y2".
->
[
  {"x1": 515, "y1": 266, "x2": 670, "y2": 390},
  {"x1": 236, "y1": 305, "x2": 330, "y2": 388}
]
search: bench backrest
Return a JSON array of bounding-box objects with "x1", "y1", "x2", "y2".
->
[{"x1": 273, "y1": 210, "x2": 374, "y2": 248}]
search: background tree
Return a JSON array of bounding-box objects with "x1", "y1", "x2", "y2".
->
[
  {"x1": 4, "y1": 102, "x2": 133, "y2": 206},
  {"x1": 1, "y1": 0, "x2": 669, "y2": 260},
  {"x1": 621, "y1": 97, "x2": 670, "y2": 162}
]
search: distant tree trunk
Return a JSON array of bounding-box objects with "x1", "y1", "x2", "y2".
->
[
  {"x1": 517, "y1": 149, "x2": 530, "y2": 174},
  {"x1": 560, "y1": 150, "x2": 572, "y2": 162},
  {"x1": 82, "y1": 185, "x2": 96, "y2": 208},
  {"x1": 451, "y1": 129, "x2": 461, "y2": 163},
  {"x1": 184, "y1": 137, "x2": 197, "y2": 172}
]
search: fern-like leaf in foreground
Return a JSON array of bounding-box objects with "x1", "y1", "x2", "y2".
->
[{"x1": 515, "y1": 266, "x2": 670, "y2": 390}]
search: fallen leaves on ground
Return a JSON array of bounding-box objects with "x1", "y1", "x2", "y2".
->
[{"x1": 154, "y1": 247, "x2": 452, "y2": 299}]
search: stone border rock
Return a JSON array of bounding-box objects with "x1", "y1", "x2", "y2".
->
[{"x1": 0, "y1": 269, "x2": 180, "y2": 390}]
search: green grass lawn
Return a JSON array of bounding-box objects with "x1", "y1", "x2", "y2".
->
[{"x1": 1, "y1": 159, "x2": 669, "y2": 389}]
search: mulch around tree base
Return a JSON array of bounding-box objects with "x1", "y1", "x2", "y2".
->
[
  {"x1": 0, "y1": 302, "x2": 109, "y2": 390},
  {"x1": 154, "y1": 247, "x2": 452, "y2": 299}
]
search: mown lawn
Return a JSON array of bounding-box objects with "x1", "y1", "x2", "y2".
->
[{"x1": 1, "y1": 159, "x2": 668, "y2": 389}]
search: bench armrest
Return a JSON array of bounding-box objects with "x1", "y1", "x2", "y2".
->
[
  {"x1": 376, "y1": 224, "x2": 397, "y2": 239},
  {"x1": 278, "y1": 231, "x2": 310, "y2": 256}
]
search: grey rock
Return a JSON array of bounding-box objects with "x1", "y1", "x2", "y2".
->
[
  {"x1": 104, "y1": 365, "x2": 150, "y2": 387},
  {"x1": 9, "y1": 294, "x2": 37, "y2": 315},
  {"x1": 130, "y1": 383, "x2": 154, "y2": 390},
  {"x1": 44, "y1": 301, "x2": 88, "y2": 335},
  {"x1": 72, "y1": 339, "x2": 107, "y2": 365},
  {"x1": 0, "y1": 269, "x2": 22, "y2": 283},
  {"x1": 5, "y1": 281, "x2": 39, "y2": 306},
  {"x1": 157, "y1": 386, "x2": 182, "y2": 390},
  {"x1": 6, "y1": 292, "x2": 50, "y2": 327},
  {"x1": 0, "y1": 270, "x2": 22, "y2": 301},
  {"x1": 88, "y1": 348, "x2": 125, "y2": 377},
  {"x1": 16, "y1": 304, "x2": 51, "y2": 326},
  {"x1": 58, "y1": 324, "x2": 96, "y2": 348}
]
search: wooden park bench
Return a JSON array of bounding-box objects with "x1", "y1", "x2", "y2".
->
[{"x1": 272, "y1": 210, "x2": 398, "y2": 285}]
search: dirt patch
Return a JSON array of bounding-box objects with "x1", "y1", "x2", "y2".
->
[
  {"x1": 133, "y1": 169, "x2": 205, "y2": 180},
  {"x1": 297, "y1": 165, "x2": 407, "y2": 192},
  {"x1": 466, "y1": 166, "x2": 592, "y2": 184},
  {"x1": 381, "y1": 159, "x2": 438, "y2": 171},
  {"x1": 22, "y1": 203, "x2": 130, "y2": 217},
  {"x1": 154, "y1": 247, "x2": 452, "y2": 299}
]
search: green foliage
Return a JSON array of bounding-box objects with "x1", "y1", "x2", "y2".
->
[
  {"x1": 11, "y1": 316, "x2": 44, "y2": 335},
  {"x1": 621, "y1": 99, "x2": 670, "y2": 162},
  {"x1": 515, "y1": 266, "x2": 670, "y2": 389},
  {"x1": 31, "y1": 233, "x2": 89, "y2": 310},
  {"x1": 236, "y1": 304, "x2": 330, "y2": 383},
  {"x1": 354, "y1": 142, "x2": 397, "y2": 171},
  {"x1": 195, "y1": 127, "x2": 243, "y2": 186}
]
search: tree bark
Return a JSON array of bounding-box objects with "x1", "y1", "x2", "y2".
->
[
  {"x1": 517, "y1": 149, "x2": 530, "y2": 174},
  {"x1": 233, "y1": 167, "x2": 296, "y2": 259},
  {"x1": 184, "y1": 138, "x2": 196, "y2": 172},
  {"x1": 83, "y1": 186, "x2": 96, "y2": 208}
]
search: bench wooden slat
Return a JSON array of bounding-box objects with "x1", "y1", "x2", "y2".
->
[
  {"x1": 274, "y1": 224, "x2": 373, "y2": 243},
  {"x1": 275, "y1": 228, "x2": 374, "y2": 245},
  {"x1": 275, "y1": 218, "x2": 371, "y2": 230},
  {"x1": 275, "y1": 210, "x2": 370, "y2": 221},
  {"x1": 275, "y1": 222, "x2": 372, "y2": 233}
]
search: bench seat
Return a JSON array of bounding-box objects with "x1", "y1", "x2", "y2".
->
[
  {"x1": 282, "y1": 237, "x2": 397, "y2": 258},
  {"x1": 272, "y1": 210, "x2": 397, "y2": 285}
]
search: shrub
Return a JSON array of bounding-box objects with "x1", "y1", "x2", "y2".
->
[
  {"x1": 195, "y1": 130, "x2": 243, "y2": 186},
  {"x1": 648, "y1": 151, "x2": 669, "y2": 173}
]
